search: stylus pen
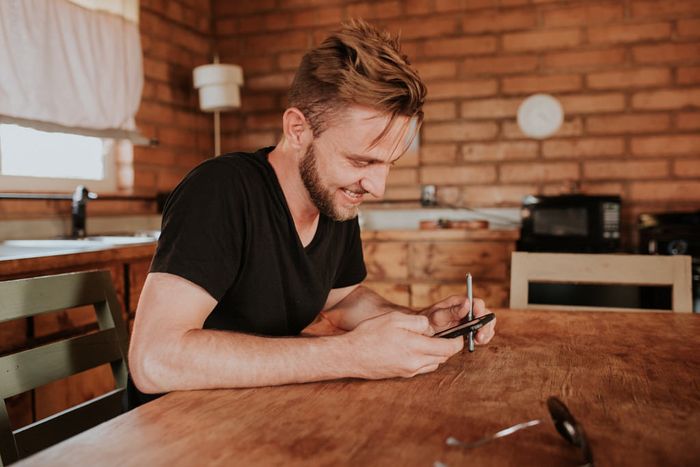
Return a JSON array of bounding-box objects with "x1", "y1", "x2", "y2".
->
[{"x1": 467, "y1": 273, "x2": 474, "y2": 352}]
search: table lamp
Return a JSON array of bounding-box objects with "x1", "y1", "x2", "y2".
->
[{"x1": 193, "y1": 60, "x2": 244, "y2": 156}]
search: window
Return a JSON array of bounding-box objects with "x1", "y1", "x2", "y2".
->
[{"x1": 0, "y1": 124, "x2": 127, "y2": 192}]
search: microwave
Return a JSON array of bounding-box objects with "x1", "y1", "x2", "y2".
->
[{"x1": 517, "y1": 194, "x2": 622, "y2": 253}]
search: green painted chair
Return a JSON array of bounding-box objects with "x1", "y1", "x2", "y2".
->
[{"x1": 0, "y1": 270, "x2": 130, "y2": 465}]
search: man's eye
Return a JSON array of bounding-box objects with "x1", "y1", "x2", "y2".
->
[{"x1": 353, "y1": 160, "x2": 370, "y2": 167}]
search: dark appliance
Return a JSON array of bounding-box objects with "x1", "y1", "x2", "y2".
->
[
  {"x1": 639, "y1": 210, "x2": 700, "y2": 312},
  {"x1": 517, "y1": 194, "x2": 622, "y2": 253}
]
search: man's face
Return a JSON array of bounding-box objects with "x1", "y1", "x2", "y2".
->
[{"x1": 298, "y1": 106, "x2": 413, "y2": 221}]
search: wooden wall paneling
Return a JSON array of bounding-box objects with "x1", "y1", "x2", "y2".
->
[
  {"x1": 411, "y1": 282, "x2": 509, "y2": 309},
  {"x1": 363, "y1": 281, "x2": 411, "y2": 307},
  {"x1": 33, "y1": 365, "x2": 117, "y2": 421},
  {"x1": 362, "y1": 242, "x2": 409, "y2": 280},
  {"x1": 409, "y1": 241, "x2": 510, "y2": 281}
]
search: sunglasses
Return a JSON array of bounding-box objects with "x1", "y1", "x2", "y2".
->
[{"x1": 444, "y1": 397, "x2": 594, "y2": 466}]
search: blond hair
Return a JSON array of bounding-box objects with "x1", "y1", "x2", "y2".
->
[{"x1": 288, "y1": 19, "x2": 426, "y2": 145}]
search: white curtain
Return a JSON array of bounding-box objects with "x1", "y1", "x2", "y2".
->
[{"x1": 0, "y1": 0, "x2": 143, "y2": 134}]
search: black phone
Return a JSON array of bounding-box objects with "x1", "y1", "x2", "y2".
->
[{"x1": 434, "y1": 312, "x2": 496, "y2": 339}]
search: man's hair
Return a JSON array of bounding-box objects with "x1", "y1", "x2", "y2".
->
[{"x1": 288, "y1": 19, "x2": 426, "y2": 146}]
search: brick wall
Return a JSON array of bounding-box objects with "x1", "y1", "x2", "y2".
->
[
  {"x1": 136, "y1": 0, "x2": 214, "y2": 194},
  {"x1": 213, "y1": 0, "x2": 700, "y2": 245}
]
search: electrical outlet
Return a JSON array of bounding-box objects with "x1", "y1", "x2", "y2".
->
[{"x1": 420, "y1": 184, "x2": 437, "y2": 206}]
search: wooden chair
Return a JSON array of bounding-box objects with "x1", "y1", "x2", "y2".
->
[
  {"x1": 0, "y1": 270, "x2": 129, "y2": 465},
  {"x1": 509, "y1": 252, "x2": 693, "y2": 312}
]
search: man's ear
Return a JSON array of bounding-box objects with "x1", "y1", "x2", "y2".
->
[{"x1": 282, "y1": 108, "x2": 312, "y2": 150}]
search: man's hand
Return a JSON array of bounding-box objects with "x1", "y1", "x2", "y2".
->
[
  {"x1": 419, "y1": 295, "x2": 496, "y2": 345},
  {"x1": 342, "y1": 311, "x2": 464, "y2": 379}
]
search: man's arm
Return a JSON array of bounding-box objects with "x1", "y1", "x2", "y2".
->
[
  {"x1": 320, "y1": 284, "x2": 497, "y2": 344},
  {"x1": 129, "y1": 273, "x2": 463, "y2": 394},
  {"x1": 321, "y1": 285, "x2": 412, "y2": 331}
]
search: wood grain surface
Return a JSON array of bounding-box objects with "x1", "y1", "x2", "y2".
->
[{"x1": 15, "y1": 309, "x2": 700, "y2": 467}]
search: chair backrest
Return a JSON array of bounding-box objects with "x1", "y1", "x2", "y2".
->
[
  {"x1": 0, "y1": 270, "x2": 129, "y2": 465},
  {"x1": 509, "y1": 252, "x2": 693, "y2": 312}
]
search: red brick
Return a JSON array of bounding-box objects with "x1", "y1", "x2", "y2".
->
[
  {"x1": 420, "y1": 144, "x2": 459, "y2": 164},
  {"x1": 500, "y1": 161, "x2": 579, "y2": 183},
  {"x1": 414, "y1": 61, "x2": 459, "y2": 81},
  {"x1": 241, "y1": 31, "x2": 309, "y2": 55},
  {"x1": 462, "y1": 141, "x2": 538, "y2": 161},
  {"x1": 631, "y1": 135, "x2": 700, "y2": 156},
  {"x1": 435, "y1": 0, "x2": 498, "y2": 13},
  {"x1": 346, "y1": 1, "x2": 402, "y2": 20},
  {"x1": 502, "y1": 74, "x2": 582, "y2": 95},
  {"x1": 422, "y1": 121, "x2": 499, "y2": 142},
  {"x1": 542, "y1": 3, "x2": 624, "y2": 27},
  {"x1": 503, "y1": 29, "x2": 581, "y2": 52},
  {"x1": 421, "y1": 165, "x2": 497, "y2": 184},
  {"x1": 633, "y1": 43, "x2": 700, "y2": 64},
  {"x1": 428, "y1": 79, "x2": 498, "y2": 99},
  {"x1": 423, "y1": 102, "x2": 458, "y2": 121},
  {"x1": 222, "y1": 131, "x2": 278, "y2": 152},
  {"x1": 586, "y1": 113, "x2": 671, "y2": 134},
  {"x1": 461, "y1": 55, "x2": 538, "y2": 75},
  {"x1": 673, "y1": 159, "x2": 700, "y2": 177},
  {"x1": 386, "y1": 17, "x2": 457, "y2": 40},
  {"x1": 387, "y1": 167, "x2": 418, "y2": 186},
  {"x1": 678, "y1": 19, "x2": 700, "y2": 37},
  {"x1": 461, "y1": 98, "x2": 521, "y2": 119},
  {"x1": 678, "y1": 66, "x2": 700, "y2": 85},
  {"x1": 143, "y1": 58, "x2": 169, "y2": 82},
  {"x1": 502, "y1": 117, "x2": 583, "y2": 139},
  {"x1": 577, "y1": 182, "x2": 624, "y2": 196},
  {"x1": 214, "y1": 0, "x2": 275, "y2": 15},
  {"x1": 405, "y1": 0, "x2": 433, "y2": 15},
  {"x1": 240, "y1": 94, "x2": 278, "y2": 112},
  {"x1": 245, "y1": 113, "x2": 282, "y2": 130},
  {"x1": 677, "y1": 112, "x2": 700, "y2": 130},
  {"x1": 461, "y1": 8, "x2": 537, "y2": 32},
  {"x1": 459, "y1": 185, "x2": 537, "y2": 206},
  {"x1": 247, "y1": 72, "x2": 295, "y2": 90},
  {"x1": 543, "y1": 48, "x2": 625, "y2": 70},
  {"x1": 632, "y1": 88, "x2": 700, "y2": 110},
  {"x1": 278, "y1": 51, "x2": 305, "y2": 71},
  {"x1": 631, "y1": 0, "x2": 700, "y2": 18},
  {"x1": 542, "y1": 137, "x2": 625, "y2": 158},
  {"x1": 560, "y1": 93, "x2": 626, "y2": 114},
  {"x1": 587, "y1": 67, "x2": 671, "y2": 90},
  {"x1": 588, "y1": 22, "x2": 671, "y2": 45},
  {"x1": 629, "y1": 181, "x2": 700, "y2": 201},
  {"x1": 423, "y1": 36, "x2": 497, "y2": 57},
  {"x1": 584, "y1": 160, "x2": 668, "y2": 180}
]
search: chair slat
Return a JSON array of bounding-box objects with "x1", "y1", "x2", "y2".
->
[
  {"x1": 14, "y1": 389, "x2": 124, "y2": 459},
  {"x1": 0, "y1": 271, "x2": 110, "y2": 322},
  {"x1": 0, "y1": 328, "x2": 125, "y2": 398}
]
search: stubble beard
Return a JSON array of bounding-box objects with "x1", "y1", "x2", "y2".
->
[{"x1": 299, "y1": 144, "x2": 359, "y2": 222}]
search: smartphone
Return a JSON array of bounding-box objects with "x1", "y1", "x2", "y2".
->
[{"x1": 434, "y1": 312, "x2": 496, "y2": 339}]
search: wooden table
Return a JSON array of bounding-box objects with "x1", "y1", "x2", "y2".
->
[{"x1": 16, "y1": 309, "x2": 700, "y2": 466}]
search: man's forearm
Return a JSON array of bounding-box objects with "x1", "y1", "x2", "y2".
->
[
  {"x1": 322, "y1": 285, "x2": 415, "y2": 331},
  {"x1": 134, "y1": 329, "x2": 359, "y2": 393}
]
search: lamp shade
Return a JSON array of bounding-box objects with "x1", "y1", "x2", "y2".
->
[{"x1": 193, "y1": 64, "x2": 244, "y2": 112}]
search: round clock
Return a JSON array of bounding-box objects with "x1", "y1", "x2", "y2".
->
[{"x1": 517, "y1": 94, "x2": 564, "y2": 139}]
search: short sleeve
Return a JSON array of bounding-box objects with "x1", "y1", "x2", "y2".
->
[
  {"x1": 332, "y1": 218, "x2": 367, "y2": 288},
  {"x1": 150, "y1": 160, "x2": 245, "y2": 301}
]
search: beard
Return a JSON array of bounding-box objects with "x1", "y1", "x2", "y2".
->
[{"x1": 299, "y1": 143, "x2": 360, "y2": 222}]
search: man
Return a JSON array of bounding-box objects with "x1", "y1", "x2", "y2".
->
[{"x1": 128, "y1": 19, "x2": 495, "y2": 407}]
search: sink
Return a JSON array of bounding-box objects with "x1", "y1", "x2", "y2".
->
[{"x1": 0, "y1": 233, "x2": 158, "y2": 260}]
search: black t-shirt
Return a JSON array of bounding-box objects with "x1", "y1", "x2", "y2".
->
[{"x1": 126, "y1": 146, "x2": 366, "y2": 408}]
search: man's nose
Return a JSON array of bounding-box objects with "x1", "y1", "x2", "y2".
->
[{"x1": 360, "y1": 164, "x2": 389, "y2": 199}]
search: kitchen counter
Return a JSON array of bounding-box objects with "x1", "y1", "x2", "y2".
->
[{"x1": 0, "y1": 242, "x2": 157, "y2": 278}]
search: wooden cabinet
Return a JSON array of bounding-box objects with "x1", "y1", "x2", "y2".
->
[
  {"x1": 0, "y1": 244, "x2": 155, "y2": 431},
  {"x1": 361, "y1": 229, "x2": 518, "y2": 309}
]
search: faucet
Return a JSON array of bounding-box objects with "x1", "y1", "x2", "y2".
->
[{"x1": 72, "y1": 185, "x2": 96, "y2": 238}]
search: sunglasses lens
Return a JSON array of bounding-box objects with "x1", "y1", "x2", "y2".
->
[{"x1": 546, "y1": 397, "x2": 595, "y2": 465}]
